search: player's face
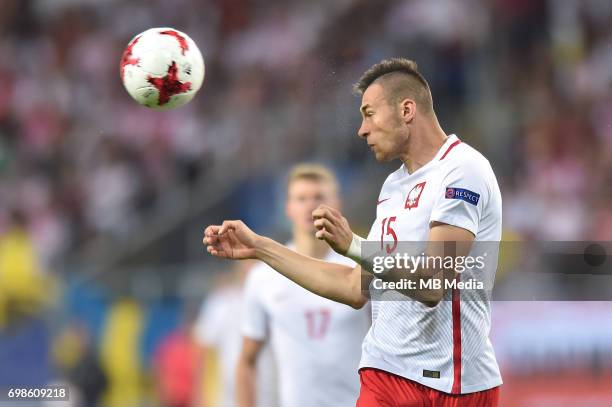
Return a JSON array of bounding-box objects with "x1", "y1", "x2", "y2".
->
[
  {"x1": 358, "y1": 83, "x2": 409, "y2": 162},
  {"x1": 286, "y1": 179, "x2": 339, "y2": 233}
]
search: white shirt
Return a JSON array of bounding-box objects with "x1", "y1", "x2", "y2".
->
[
  {"x1": 194, "y1": 285, "x2": 277, "y2": 407},
  {"x1": 361, "y1": 134, "x2": 503, "y2": 394},
  {"x1": 242, "y1": 248, "x2": 371, "y2": 407}
]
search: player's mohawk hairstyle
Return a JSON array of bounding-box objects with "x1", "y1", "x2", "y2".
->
[
  {"x1": 353, "y1": 58, "x2": 428, "y2": 94},
  {"x1": 353, "y1": 58, "x2": 433, "y2": 112}
]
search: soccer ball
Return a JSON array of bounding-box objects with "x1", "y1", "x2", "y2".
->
[{"x1": 120, "y1": 27, "x2": 205, "y2": 110}]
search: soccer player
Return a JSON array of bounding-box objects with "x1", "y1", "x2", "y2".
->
[
  {"x1": 236, "y1": 164, "x2": 371, "y2": 407},
  {"x1": 204, "y1": 58, "x2": 502, "y2": 406}
]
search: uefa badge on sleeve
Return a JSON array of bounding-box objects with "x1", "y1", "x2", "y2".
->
[{"x1": 445, "y1": 187, "x2": 480, "y2": 206}]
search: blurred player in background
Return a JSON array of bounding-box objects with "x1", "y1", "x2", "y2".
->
[
  {"x1": 236, "y1": 164, "x2": 371, "y2": 407},
  {"x1": 192, "y1": 261, "x2": 277, "y2": 407},
  {"x1": 204, "y1": 58, "x2": 502, "y2": 406}
]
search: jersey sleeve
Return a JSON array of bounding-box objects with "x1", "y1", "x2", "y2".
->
[
  {"x1": 241, "y1": 265, "x2": 269, "y2": 341},
  {"x1": 429, "y1": 159, "x2": 490, "y2": 236}
]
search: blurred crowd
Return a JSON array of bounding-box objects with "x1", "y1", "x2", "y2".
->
[
  {"x1": 1, "y1": 0, "x2": 611, "y2": 268},
  {"x1": 1, "y1": 0, "x2": 612, "y2": 406}
]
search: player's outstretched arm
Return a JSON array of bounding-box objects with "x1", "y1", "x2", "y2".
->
[{"x1": 203, "y1": 220, "x2": 368, "y2": 309}]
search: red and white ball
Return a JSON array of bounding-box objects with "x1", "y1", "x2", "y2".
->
[{"x1": 120, "y1": 27, "x2": 205, "y2": 110}]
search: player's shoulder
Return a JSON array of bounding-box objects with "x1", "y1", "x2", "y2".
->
[
  {"x1": 439, "y1": 140, "x2": 501, "y2": 208},
  {"x1": 442, "y1": 140, "x2": 495, "y2": 179},
  {"x1": 452, "y1": 141, "x2": 491, "y2": 168}
]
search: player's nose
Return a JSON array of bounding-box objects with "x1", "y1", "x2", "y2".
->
[{"x1": 358, "y1": 120, "x2": 369, "y2": 139}]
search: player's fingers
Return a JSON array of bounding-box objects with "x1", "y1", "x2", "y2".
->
[
  {"x1": 315, "y1": 228, "x2": 333, "y2": 241},
  {"x1": 205, "y1": 237, "x2": 220, "y2": 250},
  {"x1": 323, "y1": 204, "x2": 341, "y2": 217},
  {"x1": 204, "y1": 225, "x2": 220, "y2": 237},
  {"x1": 205, "y1": 235, "x2": 223, "y2": 246},
  {"x1": 311, "y1": 206, "x2": 326, "y2": 219},
  {"x1": 314, "y1": 205, "x2": 342, "y2": 225},
  {"x1": 219, "y1": 220, "x2": 241, "y2": 235},
  {"x1": 315, "y1": 204, "x2": 339, "y2": 215},
  {"x1": 313, "y1": 218, "x2": 334, "y2": 231},
  {"x1": 204, "y1": 226, "x2": 220, "y2": 243},
  {"x1": 312, "y1": 206, "x2": 334, "y2": 222},
  {"x1": 219, "y1": 220, "x2": 232, "y2": 234},
  {"x1": 207, "y1": 245, "x2": 229, "y2": 258}
]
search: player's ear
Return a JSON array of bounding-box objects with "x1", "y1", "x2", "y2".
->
[{"x1": 399, "y1": 98, "x2": 416, "y2": 123}]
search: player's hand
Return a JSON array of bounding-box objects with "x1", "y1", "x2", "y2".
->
[
  {"x1": 312, "y1": 204, "x2": 353, "y2": 255},
  {"x1": 203, "y1": 220, "x2": 260, "y2": 260}
]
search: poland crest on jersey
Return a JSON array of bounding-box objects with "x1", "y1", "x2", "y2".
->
[{"x1": 404, "y1": 181, "x2": 426, "y2": 209}]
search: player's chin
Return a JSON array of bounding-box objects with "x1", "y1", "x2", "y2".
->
[{"x1": 373, "y1": 150, "x2": 392, "y2": 162}]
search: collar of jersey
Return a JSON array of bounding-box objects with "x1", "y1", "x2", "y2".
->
[{"x1": 402, "y1": 134, "x2": 458, "y2": 177}]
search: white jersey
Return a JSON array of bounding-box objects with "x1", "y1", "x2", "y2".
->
[
  {"x1": 242, "y1": 248, "x2": 371, "y2": 407},
  {"x1": 361, "y1": 134, "x2": 503, "y2": 394},
  {"x1": 194, "y1": 285, "x2": 277, "y2": 407}
]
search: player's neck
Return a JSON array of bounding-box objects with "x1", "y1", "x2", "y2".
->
[
  {"x1": 402, "y1": 121, "x2": 448, "y2": 174},
  {"x1": 293, "y1": 230, "x2": 330, "y2": 259}
]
